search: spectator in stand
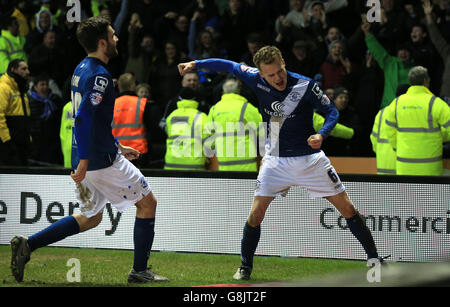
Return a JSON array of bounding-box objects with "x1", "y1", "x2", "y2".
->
[
  {"x1": 423, "y1": 0, "x2": 450, "y2": 103},
  {"x1": 274, "y1": 0, "x2": 312, "y2": 51},
  {"x1": 25, "y1": 9, "x2": 59, "y2": 55},
  {"x1": 28, "y1": 29, "x2": 66, "y2": 89},
  {"x1": 275, "y1": 0, "x2": 308, "y2": 34},
  {"x1": 406, "y1": 23, "x2": 441, "y2": 94},
  {"x1": 324, "y1": 26, "x2": 345, "y2": 50},
  {"x1": 152, "y1": 40, "x2": 189, "y2": 109},
  {"x1": 125, "y1": 13, "x2": 160, "y2": 85},
  {"x1": 362, "y1": 21, "x2": 414, "y2": 109},
  {"x1": 240, "y1": 0, "x2": 289, "y2": 36},
  {"x1": 136, "y1": 83, "x2": 151, "y2": 100},
  {"x1": 58, "y1": 9, "x2": 86, "y2": 95},
  {"x1": 129, "y1": 0, "x2": 183, "y2": 35},
  {"x1": 0, "y1": 16, "x2": 27, "y2": 75},
  {"x1": 368, "y1": 0, "x2": 407, "y2": 54},
  {"x1": 38, "y1": 0, "x2": 62, "y2": 26},
  {"x1": 97, "y1": 0, "x2": 129, "y2": 38},
  {"x1": 286, "y1": 39, "x2": 325, "y2": 78},
  {"x1": 188, "y1": 10, "x2": 225, "y2": 60},
  {"x1": 0, "y1": 59, "x2": 31, "y2": 166},
  {"x1": 136, "y1": 82, "x2": 166, "y2": 169},
  {"x1": 321, "y1": 86, "x2": 362, "y2": 156},
  {"x1": 319, "y1": 40, "x2": 355, "y2": 92},
  {"x1": 219, "y1": 0, "x2": 254, "y2": 61},
  {"x1": 29, "y1": 74, "x2": 64, "y2": 165},
  {"x1": 432, "y1": 0, "x2": 450, "y2": 39},
  {"x1": 352, "y1": 50, "x2": 385, "y2": 157},
  {"x1": 402, "y1": 0, "x2": 422, "y2": 34},
  {"x1": 239, "y1": 32, "x2": 266, "y2": 67},
  {"x1": 182, "y1": 0, "x2": 220, "y2": 31},
  {"x1": 307, "y1": 1, "x2": 329, "y2": 42},
  {"x1": 11, "y1": 0, "x2": 30, "y2": 37},
  {"x1": 155, "y1": 13, "x2": 190, "y2": 56}
]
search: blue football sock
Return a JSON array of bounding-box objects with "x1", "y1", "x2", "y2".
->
[
  {"x1": 133, "y1": 217, "x2": 155, "y2": 272},
  {"x1": 240, "y1": 221, "x2": 261, "y2": 269},
  {"x1": 27, "y1": 216, "x2": 80, "y2": 252},
  {"x1": 346, "y1": 213, "x2": 378, "y2": 259}
]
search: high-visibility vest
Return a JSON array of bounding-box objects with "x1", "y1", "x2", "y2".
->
[
  {"x1": 313, "y1": 112, "x2": 354, "y2": 139},
  {"x1": 0, "y1": 73, "x2": 30, "y2": 143},
  {"x1": 164, "y1": 99, "x2": 209, "y2": 170},
  {"x1": 384, "y1": 86, "x2": 450, "y2": 175},
  {"x1": 60, "y1": 101, "x2": 73, "y2": 168},
  {"x1": 112, "y1": 95, "x2": 148, "y2": 154},
  {"x1": 370, "y1": 107, "x2": 396, "y2": 174},
  {"x1": 0, "y1": 29, "x2": 27, "y2": 74},
  {"x1": 206, "y1": 93, "x2": 262, "y2": 171}
]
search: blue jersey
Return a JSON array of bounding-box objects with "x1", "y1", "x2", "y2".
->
[
  {"x1": 70, "y1": 57, "x2": 118, "y2": 170},
  {"x1": 195, "y1": 58, "x2": 339, "y2": 157}
]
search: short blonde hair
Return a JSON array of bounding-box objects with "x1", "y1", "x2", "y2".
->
[
  {"x1": 118, "y1": 73, "x2": 135, "y2": 92},
  {"x1": 253, "y1": 45, "x2": 283, "y2": 70}
]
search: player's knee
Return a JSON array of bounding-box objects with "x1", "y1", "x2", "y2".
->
[
  {"x1": 135, "y1": 193, "x2": 157, "y2": 217},
  {"x1": 143, "y1": 193, "x2": 157, "y2": 209},
  {"x1": 89, "y1": 213, "x2": 103, "y2": 228},
  {"x1": 75, "y1": 212, "x2": 103, "y2": 232}
]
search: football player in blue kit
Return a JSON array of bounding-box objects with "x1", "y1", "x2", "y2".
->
[
  {"x1": 179, "y1": 46, "x2": 383, "y2": 280},
  {"x1": 10, "y1": 16, "x2": 168, "y2": 283}
]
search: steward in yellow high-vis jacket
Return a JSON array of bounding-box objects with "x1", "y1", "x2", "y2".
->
[
  {"x1": 206, "y1": 79, "x2": 263, "y2": 171},
  {"x1": 60, "y1": 101, "x2": 73, "y2": 168},
  {"x1": 384, "y1": 66, "x2": 450, "y2": 176},
  {"x1": 313, "y1": 112, "x2": 354, "y2": 140},
  {"x1": 370, "y1": 107, "x2": 396, "y2": 174},
  {"x1": 0, "y1": 59, "x2": 31, "y2": 166},
  {"x1": 0, "y1": 17, "x2": 27, "y2": 75},
  {"x1": 164, "y1": 87, "x2": 210, "y2": 170}
]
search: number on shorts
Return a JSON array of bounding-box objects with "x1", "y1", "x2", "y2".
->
[{"x1": 327, "y1": 168, "x2": 338, "y2": 183}]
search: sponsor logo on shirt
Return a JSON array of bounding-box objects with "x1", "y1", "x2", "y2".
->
[
  {"x1": 256, "y1": 83, "x2": 271, "y2": 93},
  {"x1": 321, "y1": 95, "x2": 331, "y2": 105},
  {"x1": 93, "y1": 76, "x2": 108, "y2": 92},
  {"x1": 312, "y1": 83, "x2": 323, "y2": 99},
  {"x1": 89, "y1": 92, "x2": 103, "y2": 105},
  {"x1": 263, "y1": 108, "x2": 296, "y2": 119},
  {"x1": 271, "y1": 101, "x2": 284, "y2": 113},
  {"x1": 263, "y1": 101, "x2": 296, "y2": 119},
  {"x1": 240, "y1": 64, "x2": 259, "y2": 74}
]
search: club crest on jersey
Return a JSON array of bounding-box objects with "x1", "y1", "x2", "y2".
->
[
  {"x1": 89, "y1": 92, "x2": 103, "y2": 105},
  {"x1": 287, "y1": 91, "x2": 301, "y2": 102},
  {"x1": 93, "y1": 76, "x2": 108, "y2": 92}
]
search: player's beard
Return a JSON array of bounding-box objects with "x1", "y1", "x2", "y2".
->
[{"x1": 105, "y1": 41, "x2": 118, "y2": 60}]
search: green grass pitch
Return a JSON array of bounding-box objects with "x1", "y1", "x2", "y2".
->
[{"x1": 0, "y1": 245, "x2": 367, "y2": 287}]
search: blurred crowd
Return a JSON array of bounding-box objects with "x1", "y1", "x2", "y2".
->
[{"x1": 0, "y1": 0, "x2": 449, "y2": 170}]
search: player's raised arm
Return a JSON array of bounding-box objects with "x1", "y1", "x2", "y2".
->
[
  {"x1": 180, "y1": 58, "x2": 259, "y2": 90},
  {"x1": 178, "y1": 61, "x2": 196, "y2": 76}
]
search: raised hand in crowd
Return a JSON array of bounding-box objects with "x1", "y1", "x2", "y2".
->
[{"x1": 423, "y1": 0, "x2": 434, "y2": 24}]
